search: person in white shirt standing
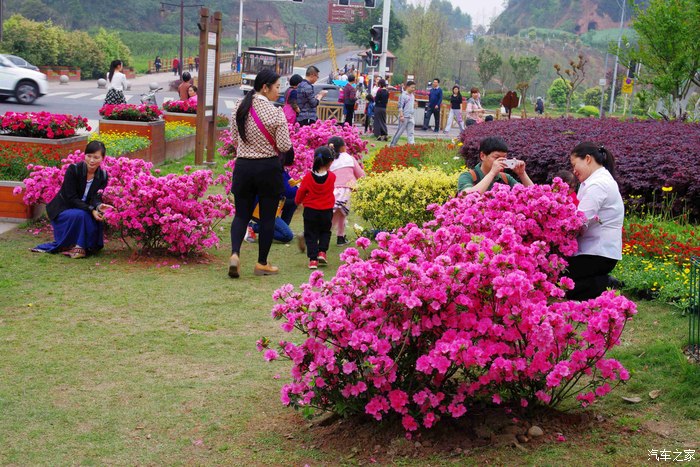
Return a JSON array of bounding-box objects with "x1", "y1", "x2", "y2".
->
[
  {"x1": 104, "y1": 60, "x2": 128, "y2": 105},
  {"x1": 565, "y1": 141, "x2": 624, "y2": 300},
  {"x1": 389, "y1": 81, "x2": 417, "y2": 147}
]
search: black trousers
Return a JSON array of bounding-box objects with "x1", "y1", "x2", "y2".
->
[
  {"x1": 303, "y1": 207, "x2": 332, "y2": 260},
  {"x1": 564, "y1": 254, "x2": 618, "y2": 300},
  {"x1": 298, "y1": 118, "x2": 317, "y2": 127},
  {"x1": 230, "y1": 157, "x2": 284, "y2": 264},
  {"x1": 344, "y1": 103, "x2": 355, "y2": 126}
]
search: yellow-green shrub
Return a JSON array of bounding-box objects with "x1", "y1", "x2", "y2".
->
[
  {"x1": 89, "y1": 131, "x2": 150, "y2": 156},
  {"x1": 352, "y1": 167, "x2": 458, "y2": 231}
]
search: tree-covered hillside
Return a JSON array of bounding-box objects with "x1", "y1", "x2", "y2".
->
[{"x1": 491, "y1": 0, "x2": 647, "y2": 35}]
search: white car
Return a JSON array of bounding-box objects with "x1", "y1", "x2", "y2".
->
[{"x1": 0, "y1": 54, "x2": 49, "y2": 105}]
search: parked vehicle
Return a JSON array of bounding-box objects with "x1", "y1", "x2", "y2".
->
[
  {"x1": 240, "y1": 47, "x2": 294, "y2": 94},
  {"x1": 4, "y1": 54, "x2": 40, "y2": 71},
  {"x1": 313, "y1": 83, "x2": 341, "y2": 103},
  {"x1": 0, "y1": 54, "x2": 48, "y2": 105}
]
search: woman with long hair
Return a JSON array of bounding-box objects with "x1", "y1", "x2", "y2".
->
[
  {"x1": 31, "y1": 141, "x2": 112, "y2": 259},
  {"x1": 227, "y1": 69, "x2": 293, "y2": 278},
  {"x1": 564, "y1": 141, "x2": 624, "y2": 300},
  {"x1": 373, "y1": 79, "x2": 389, "y2": 141},
  {"x1": 104, "y1": 60, "x2": 128, "y2": 105},
  {"x1": 444, "y1": 85, "x2": 465, "y2": 134}
]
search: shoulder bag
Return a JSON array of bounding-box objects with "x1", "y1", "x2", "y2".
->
[{"x1": 250, "y1": 104, "x2": 295, "y2": 166}]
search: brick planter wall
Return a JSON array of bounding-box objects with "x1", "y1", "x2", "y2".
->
[
  {"x1": 99, "y1": 120, "x2": 165, "y2": 164},
  {"x1": 0, "y1": 134, "x2": 88, "y2": 157},
  {"x1": 0, "y1": 181, "x2": 43, "y2": 222},
  {"x1": 165, "y1": 134, "x2": 196, "y2": 161}
]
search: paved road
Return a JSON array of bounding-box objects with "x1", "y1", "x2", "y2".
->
[{"x1": 0, "y1": 50, "x2": 361, "y2": 123}]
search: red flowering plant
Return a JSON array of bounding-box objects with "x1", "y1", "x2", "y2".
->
[
  {"x1": 0, "y1": 111, "x2": 91, "y2": 139},
  {"x1": 261, "y1": 181, "x2": 637, "y2": 432},
  {"x1": 459, "y1": 118, "x2": 700, "y2": 219},
  {"x1": 0, "y1": 146, "x2": 64, "y2": 181},
  {"x1": 162, "y1": 99, "x2": 197, "y2": 114},
  {"x1": 368, "y1": 142, "x2": 463, "y2": 174},
  {"x1": 99, "y1": 104, "x2": 162, "y2": 122},
  {"x1": 16, "y1": 151, "x2": 233, "y2": 255}
]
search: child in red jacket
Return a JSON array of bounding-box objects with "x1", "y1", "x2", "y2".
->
[{"x1": 295, "y1": 146, "x2": 336, "y2": 269}]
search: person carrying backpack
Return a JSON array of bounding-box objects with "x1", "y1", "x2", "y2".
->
[{"x1": 457, "y1": 136, "x2": 533, "y2": 194}]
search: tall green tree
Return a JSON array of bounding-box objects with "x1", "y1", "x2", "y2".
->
[
  {"x1": 1, "y1": 14, "x2": 63, "y2": 66},
  {"x1": 554, "y1": 54, "x2": 588, "y2": 115},
  {"x1": 344, "y1": 3, "x2": 406, "y2": 52},
  {"x1": 477, "y1": 47, "x2": 503, "y2": 90},
  {"x1": 628, "y1": 0, "x2": 700, "y2": 119},
  {"x1": 395, "y1": 6, "x2": 448, "y2": 85},
  {"x1": 510, "y1": 55, "x2": 541, "y2": 116}
]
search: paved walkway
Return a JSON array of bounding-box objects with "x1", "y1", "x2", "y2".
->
[{"x1": 0, "y1": 222, "x2": 17, "y2": 234}]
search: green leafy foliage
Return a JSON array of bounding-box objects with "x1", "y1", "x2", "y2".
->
[
  {"x1": 576, "y1": 105, "x2": 600, "y2": 117},
  {"x1": 343, "y1": 4, "x2": 406, "y2": 52},
  {"x1": 1, "y1": 14, "x2": 63, "y2": 66},
  {"x1": 477, "y1": 47, "x2": 503, "y2": 89},
  {"x1": 547, "y1": 77, "x2": 571, "y2": 108}
]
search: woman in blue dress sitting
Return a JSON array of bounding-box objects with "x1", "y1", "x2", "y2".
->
[{"x1": 31, "y1": 141, "x2": 112, "y2": 259}]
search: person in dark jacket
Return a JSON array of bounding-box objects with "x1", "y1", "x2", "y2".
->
[
  {"x1": 422, "y1": 78, "x2": 443, "y2": 132},
  {"x1": 343, "y1": 74, "x2": 358, "y2": 126},
  {"x1": 296, "y1": 66, "x2": 327, "y2": 126},
  {"x1": 31, "y1": 141, "x2": 112, "y2": 259},
  {"x1": 372, "y1": 79, "x2": 389, "y2": 141}
]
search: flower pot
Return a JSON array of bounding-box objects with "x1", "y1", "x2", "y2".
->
[
  {"x1": 0, "y1": 134, "x2": 88, "y2": 157},
  {"x1": 165, "y1": 134, "x2": 196, "y2": 161},
  {"x1": 162, "y1": 111, "x2": 197, "y2": 126},
  {"x1": 0, "y1": 181, "x2": 44, "y2": 221},
  {"x1": 99, "y1": 120, "x2": 165, "y2": 164}
]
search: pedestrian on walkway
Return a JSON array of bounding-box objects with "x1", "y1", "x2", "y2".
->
[
  {"x1": 390, "y1": 80, "x2": 417, "y2": 146},
  {"x1": 443, "y1": 85, "x2": 465, "y2": 134},
  {"x1": 343, "y1": 75, "x2": 357, "y2": 126},
  {"x1": 227, "y1": 68, "x2": 293, "y2": 278},
  {"x1": 297, "y1": 66, "x2": 327, "y2": 126},
  {"x1": 194, "y1": 56, "x2": 199, "y2": 73},
  {"x1": 172, "y1": 57, "x2": 180, "y2": 76},
  {"x1": 154, "y1": 56, "x2": 162, "y2": 73},
  {"x1": 188, "y1": 56, "x2": 194, "y2": 72},
  {"x1": 104, "y1": 60, "x2": 128, "y2": 105},
  {"x1": 422, "y1": 78, "x2": 443, "y2": 132},
  {"x1": 363, "y1": 94, "x2": 374, "y2": 134},
  {"x1": 373, "y1": 79, "x2": 389, "y2": 141}
]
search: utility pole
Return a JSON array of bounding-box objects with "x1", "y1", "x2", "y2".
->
[
  {"x1": 609, "y1": 0, "x2": 626, "y2": 114},
  {"x1": 293, "y1": 22, "x2": 297, "y2": 58},
  {"x1": 161, "y1": 0, "x2": 203, "y2": 76},
  {"x1": 378, "y1": 0, "x2": 391, "y2": 77},
  {"x1": 0, "y1": 0, "x2": 4, "y2": 43},
  {"x1": 255, "y1": 18, "x2": 259, "y2": 46},
  {"x1": 315, "y1": 24, "x2": 319, "y2": 55},
  {"x1": 237, "y1": 0, "x2": 243, "y2": 71}
]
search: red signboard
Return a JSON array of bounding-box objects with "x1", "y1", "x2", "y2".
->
[{"x1": 327, "y1": 0, "x2": 368, "y2": 24}]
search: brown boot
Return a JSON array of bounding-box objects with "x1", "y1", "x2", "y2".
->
[
  {"x1": 254, "y1": 262, "x2": 279, "y2": 276},
  {"x1": 228, "y1": 253, "x2": 240, "y2": 278}
]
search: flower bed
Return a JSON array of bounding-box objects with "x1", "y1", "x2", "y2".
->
[
  {"x1": 15, "y1": 151, "x2": 233, "y2": 255},
  {"x1": 353, "y1": 167, "x2": 458, "y2": 231},
  {"x1": 98, "y1": 120, "x2": 165, "y2": 164},
  {"x1": 616, "y1": 220, "x2": 699, "y2": 310},
  {"x1": 163, "y1": 99, "x2": 197, "y2": 114},
  {"x1": 0, "y1": 111, "x2": 90, "y2": 139},
  {"x1": 0, "y1": 181, "x2": 42, "y2": 221},
  {"x1": 164, "y1": 121, "x2": 196, "y2": 140},
  {"x1": 99, "y1": 104, "x2": 162, "y2": 122},
  {"x1": 263, "y1": 181, "x2": 636, "y2": 432},
  {"x1": 88, "y1": 131, "x2": 150, "y2": 157},
  {"x1": 458, "y1": 118, "x2": 700, "y2": 219},
  {"x1": 367, "y1": 141, "x2": 463, "y2": 174}
]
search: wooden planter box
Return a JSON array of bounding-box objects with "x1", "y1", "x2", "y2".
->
[
  {"x1": 116, "y1": 146, "x2": 152, "y2": 163},
  {"x1": 165, "y1": 134, "x2": 196, "y2": 161},
  {"x1": 0, "y1": 181, "x2": 43, "y2": 222},
  {"x1": 0, "y1": 134, "x2": 88, "y2": 157},
  {"x1": 162, "y1": 111, "x2": 197, "y2": 126},
  {"x1": 99, "y1": 120, "x2": 165, "y2": 164}
]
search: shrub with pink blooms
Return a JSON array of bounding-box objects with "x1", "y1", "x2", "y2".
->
[
  {"x1": 163, "y1": 99, "x2": 197, "y2": 114},
  {"x1": 218, "y1": 119, "x2": 367, "y2": 180},
  {"x1": 0, "y1": 111, "x2": 91, "y2": 139},
  {"x1": 16, "y1": 151, "x2": 233, "y2": 255},
  {"x1": 261, "y1": 181, "x2": 637, "y2": 431},
  {"x1": 99, "y1": 104, "x2": 162, "y2": 122}
]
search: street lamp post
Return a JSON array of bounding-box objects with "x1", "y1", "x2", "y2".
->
[
  {"x1": 161, "y1": 0, "x2": 203, "y2": 77},
  {"x1": 609, "y1": 0, "x2": 626, "y2": 114}
]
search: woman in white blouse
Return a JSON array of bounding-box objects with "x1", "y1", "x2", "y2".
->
[
  {"x1": 566, "y1": 141, "x2": 624, "y2": 300},
  {"x1": 104, "y1": 59, "x2": 128, "y2": 105}
]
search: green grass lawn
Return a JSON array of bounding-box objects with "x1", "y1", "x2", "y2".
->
[
  {"x1": 2, "y1": 149, "x2": 699, "y2": 464},
  {"x1": 2, "y1": 215, "x2": 699, "y2": 464}
]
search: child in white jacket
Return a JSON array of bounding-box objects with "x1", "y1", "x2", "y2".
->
[{"x1": 328, "y1": 136, "x2": 365, "y2": 246}]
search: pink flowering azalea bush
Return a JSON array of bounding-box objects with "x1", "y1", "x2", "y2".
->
[
  {"x1": 218, "y1": 119, "x2": 367, "y2": 180},
  {"x1": 261, "y1": 181, "x2": 637, "y2": 431},
  {"x1": 16, "y1": 151, "x2": 233, "y2": 255},
  {"x1": 0, "y1": 111, "x2": 91, "y2": 139},
  {"x1": 99, "y1": 104, "x2": 162, "y2": 122}
]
